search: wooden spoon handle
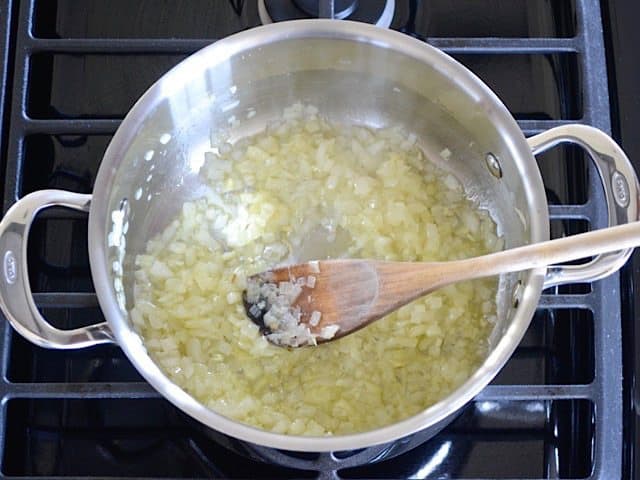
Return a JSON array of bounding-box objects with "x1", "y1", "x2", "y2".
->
[
  {"x1": 437, "y1": 220, "x2": 640, "y2": 284},
  {"x1": 392, "y1": 222, "x2": 640, "y2": 298},
  {"x1": 370, "y1": 221, "x2": 640, "y2": 320}
]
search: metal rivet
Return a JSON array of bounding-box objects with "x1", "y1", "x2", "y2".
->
[{"x1": 485, "y1": 153, "x2": 502, "y2": 179}]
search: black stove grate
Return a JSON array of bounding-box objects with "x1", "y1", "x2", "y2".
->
[{"x1": 0, "y1": 0, "x2": 626, "y2": 478}]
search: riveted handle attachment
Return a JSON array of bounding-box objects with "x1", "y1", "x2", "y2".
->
[
  {"x1": 0, "y1": 190, "x2": 114, "y2": 349},
  {"x1": 527, "y1": 125, "x2": 639, "y2": 287}
]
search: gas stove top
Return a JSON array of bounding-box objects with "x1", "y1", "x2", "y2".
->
[{"x1": 0, "y1": 0, "x2": 637, "y2": 478}]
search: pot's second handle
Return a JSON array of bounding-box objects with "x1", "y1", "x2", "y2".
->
[
  {"x1": 0, "y1": 190, "x2": 114, "y2": 348},
  {"x1": 527, "y1": 125, "x2": 639, "y2": 288}
]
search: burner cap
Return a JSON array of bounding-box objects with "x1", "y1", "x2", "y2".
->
[
  {"x1": 294, "y1": 0, "x2": 358, "y2": 19},
  {"x1": 258, "y1": 0, "x2": 395, "y2": 28}
]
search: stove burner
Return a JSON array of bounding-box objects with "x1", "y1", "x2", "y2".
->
[
  {"x1": 258, "y1": 0, "x2": 395, "y2": 28},
  {"x1": 192, "y1": 414, "x2": 448, "y2": 470},
  {"x1": 294, "y1": 0, "x2": 358, "y2": 19}
]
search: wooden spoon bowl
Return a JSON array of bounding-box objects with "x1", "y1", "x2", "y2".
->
[{"x1": 244, "y1": 221, "x2": 640, "y2": 347}]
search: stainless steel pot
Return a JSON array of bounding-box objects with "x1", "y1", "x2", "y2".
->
[{"x1": 0, "y1": 20, "x2": 637, "y2": 452}]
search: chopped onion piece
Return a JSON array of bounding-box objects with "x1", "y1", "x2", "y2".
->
[
  {"x1": 309, "y1": 310, "x2": 322, "y2": 326},
  {"x1": 319, "y1": 324, "x2": 340, "y2": 339}
]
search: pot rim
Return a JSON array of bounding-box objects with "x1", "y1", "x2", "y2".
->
[{"x1": 88, "y1": 19, "x2": 548, "y2": 452}]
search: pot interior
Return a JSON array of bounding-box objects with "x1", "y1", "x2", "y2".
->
[{"x1": 94, "y1": 22, "x2": 548, "y2": 449}]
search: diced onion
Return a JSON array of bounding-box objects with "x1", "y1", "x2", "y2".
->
[{"x1": 130, "y1": 103, "x2": 501, "y2": 437}]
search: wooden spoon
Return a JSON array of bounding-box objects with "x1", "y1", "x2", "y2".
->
[{"x1": 243, "y1": 221, "x2": 640, "y2": 347}]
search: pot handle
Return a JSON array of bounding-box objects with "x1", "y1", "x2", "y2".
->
[
  {"x1": 527, "y1": 125, "x2": 639, "y2": 288},
  {"x1": 0, "y1": 190, "x2": 115, "y2": 349}
]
